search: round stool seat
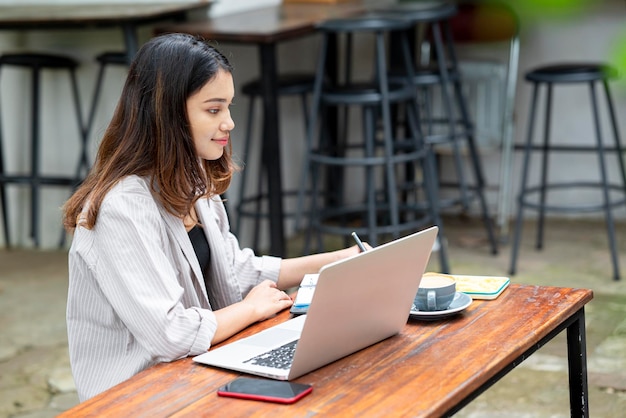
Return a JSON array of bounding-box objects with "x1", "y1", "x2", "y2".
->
[
  {"x1": 96, "y1": 51, "x2": 128, "y2": 66},
  {"x1": 390, "y1": 65, "x2": 462, "y2": 87},
  {"x1": 525, "y1": 63, "x2": 617, "y2": 84},
  {"x1": 0, "y1": 53, "x2": 78, "y2": 69},
  {"x1": 316, "y1": 16, "x2": 416, "y2": 107},
  {"x1": 321, "y1": 82, "x2": 415, "y2": 106},
  {"x1": 241, "y1": 73, "x2": 314, "y2": 97},
  {"x1": 317, "y1": 16, "x2": 412, "y2": 33},
  {"x1": 376, "y1": 1, "x2": 457, "y2": 21}
]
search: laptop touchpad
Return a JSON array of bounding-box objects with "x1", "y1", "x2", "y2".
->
[{"x1": 243, "y1": 328, "x2": 300, "y2": 347}]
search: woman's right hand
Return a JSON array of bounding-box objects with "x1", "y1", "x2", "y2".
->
[{"x1": 212, "y1": 280, "x2": 293, "y2": 344}]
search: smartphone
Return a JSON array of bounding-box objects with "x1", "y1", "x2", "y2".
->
[{"x1": 217, "y1": 377, "x2": 313, "y2": 404}]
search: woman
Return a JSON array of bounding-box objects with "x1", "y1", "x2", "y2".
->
[{"x1": 63, "y1": 33, "x2": 361, "y2": 401}]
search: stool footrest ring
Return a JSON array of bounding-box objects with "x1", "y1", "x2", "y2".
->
[
  {"x1": 519, "y1": 182, "x2": 626, "y2": 213},
  {"x1": 0, "y1": 174, "x2": 77, "y2": 186}
]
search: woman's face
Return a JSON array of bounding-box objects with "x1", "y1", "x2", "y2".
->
[{"x1": 186, "y1": 69, "x2": 235, "y2": 161}]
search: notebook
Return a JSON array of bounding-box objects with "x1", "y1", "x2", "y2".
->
[
  {"x1": 290, "y1": 274, "x2": 318, "y2": 315},
  {"x1": 193, "y1": 226, "x2": 438, "y2": 380}
]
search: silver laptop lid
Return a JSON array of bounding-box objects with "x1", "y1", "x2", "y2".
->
[{"x1": 288, "y1": 226, "x2": 438, "y2": 379}]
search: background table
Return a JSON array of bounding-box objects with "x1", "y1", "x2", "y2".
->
[
  {"x1": 155, "y1": 3, "x2": 367, "y2": 256},
  {"x1": 0, "y1": 2, "x2": 213, "y2": 63},
  {"x1": 59, "y1": 284, "x2": 593, "y2": 417}
]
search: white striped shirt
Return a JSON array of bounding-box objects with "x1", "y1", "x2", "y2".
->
[{"x1": 66, "y1": 175, "x2": 281, "y2": 401}]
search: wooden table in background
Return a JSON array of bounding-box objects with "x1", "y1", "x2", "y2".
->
[
  {"x1": 154, "y1": 3, "x2": 367, "y2": 257},
  {"x1": 59, "y1": 284, "x2": 593, "y2": 417},
  {"x1": 0, "y1": 2, "x2": 213, "y2": 63}
]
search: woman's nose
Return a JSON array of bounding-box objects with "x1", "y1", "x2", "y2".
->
[{"x1": 222, "y1": 113, "x2": 235, "y2": 132}]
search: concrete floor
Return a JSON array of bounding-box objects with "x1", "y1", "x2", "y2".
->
[{"x1": 1, "y1": 216, "x2": 626, "y2": 417}]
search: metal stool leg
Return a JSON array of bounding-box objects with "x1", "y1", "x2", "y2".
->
[
  {"x1": 363, "y1": 106, "x2": 378, "y2": 245},
  {"x1": 496, "y1": 35, "x2": 520, "y2": 240},
  {"x1": 451, "y1": 67, "x2": 499, "y2": 254},
  {"x1": 431, "y1": 21, "x2": 471, "y2": 210},
  {"x1": 78, "y1": 59, "x2": 107, "y2": 181},
  {"x1": 296, "y1": 34, "x2": 328, "y2": 237},
  {"x1": 69, "y1": 67, "x2": 86, "y2": 183},
  {"x1": 0, "y1": 88, "x2": 9, "y2": 248},
  {"x1": 253, "y1": 160, "x2": 264, "y2": 249},
  {"x1": 443, "y1": 20, "x2": 499, "y2": 255},
  {"x1": 590, "y1": 81, "x2": 621, "y2": 281},
  {"x1": 536, "y1": 83, "x2": 552, "y2": 250},
  {"x1": 406, "y1": 97, "x2": 450, "y2": 273},
  {"x1": 377, "y1": 31, "x2": 401, "y2": 243},
  {"x1": 603, "y1": 79, "x2": 626, "y2": 281},
  {"x1": 30, "y1": 66, "x2": 41, "y2": 247},
  {"x1": 603, "y1": 80, "x2": 626, "y2": 190},
  {"x1": 425, "y1": 147, "x2": 450, "y2": 273},
  {"x1": 59, "y1": 67, "x2": 87, "y2": 247},
  {"x1": 234, "y1": 94, "x2": 257, "y2": 237},
  {"x1": 509, "y1": 83, "x2": 540, "y2": 276},
  {"x1": 237, "y1": 92, "x2": 274, "y2": 251}
]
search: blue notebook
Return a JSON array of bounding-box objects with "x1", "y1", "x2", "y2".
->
[{"x1": 290, "y1": 274, "x2": 319, "y2": 315}]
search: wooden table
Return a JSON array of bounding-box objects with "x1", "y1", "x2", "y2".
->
[
  {"x1": 59, "y1": 284, "x2": 593, "y2": 417},
  {"x1": 154, "y1": 3, "x2": 367, "y2": 256},
  {"x1": 0, "y1": 2, "x2": 213, "y2": 63}
]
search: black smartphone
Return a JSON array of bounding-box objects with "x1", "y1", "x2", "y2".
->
[{"x1": 217, "y1": 377, "x2": 313, "y2": 404}]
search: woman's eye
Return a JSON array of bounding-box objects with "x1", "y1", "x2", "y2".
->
[{"x1": 208, "y1": 109, "x2": 219, "y2": 115}]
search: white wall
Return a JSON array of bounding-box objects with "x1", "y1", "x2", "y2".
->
[{"x1": 1, "y1": 0, "x2": 625, "y2": 249}]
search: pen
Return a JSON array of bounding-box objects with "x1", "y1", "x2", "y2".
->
[{"x1": 351, "y1": 232, "x2": 367, "y2": 252}]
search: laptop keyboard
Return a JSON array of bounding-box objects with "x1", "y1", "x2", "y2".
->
[{"x1": 243, "y1": 340, "x2": 298, "y2": 370}]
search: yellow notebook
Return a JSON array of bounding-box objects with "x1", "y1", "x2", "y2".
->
[
  {"x1": 423, "y1": 273, "x2": 510, "y2": 300},
  {"x1": 452, "y1": 275, "x2": 510, "y2": 300}
]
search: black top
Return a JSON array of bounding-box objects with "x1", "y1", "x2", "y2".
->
[{"x1": 188, "y1": 225, "x2": 211, "y2": 278}]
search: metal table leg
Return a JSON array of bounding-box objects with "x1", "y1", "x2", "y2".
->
[
  {"x1": 258, "y1": 42, "x2": 285, "y2": 257},
  {"x1": 567, "y1": 308, "x2": 589, "y2": 417}
]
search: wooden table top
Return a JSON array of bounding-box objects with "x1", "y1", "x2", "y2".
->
[
  {"x1": 0, "y1": 2, "x2": 213, "y2": 29},
  {"x1": 154, "y1": 2, "x2": 368, "y2": 44},
  {"x1": 59, "y1": 284, "x2": 593, "y2": 417}
]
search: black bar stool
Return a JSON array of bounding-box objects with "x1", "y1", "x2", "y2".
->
[
  {"x1": 233, "y1": 73, "x2": 315, "y2": 251},
  {"x1": 0, "y1": 52, "x2": 85, "y2": 247},
  {"x1": 509, "y1": 63, "x2": 626, "y2": 281},
  {"x1": 381, "y1": 1, "x2": 499, "y2": 256},
  {"x1": 296, "y1": 15, "x2": 449, "y2": 272}
]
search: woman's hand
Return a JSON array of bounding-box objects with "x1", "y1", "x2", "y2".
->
[
  {"x1": 241, "y1": 280, "x2": 293, "y2": 322},
  {"x1": 212, "y1": 280, "x2": 293, "y2": 344},
  {"x1": 340, "y1": 242, "x2": 372, "y2": 257}
]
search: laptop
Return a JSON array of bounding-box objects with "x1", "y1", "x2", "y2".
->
[{"x1": 193, "y1": 226, "x2": 438, "y2": 380}]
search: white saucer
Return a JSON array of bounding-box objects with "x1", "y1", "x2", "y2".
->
[{"x1": 409, "y1": 292, "x2": 472, "y2": 321}]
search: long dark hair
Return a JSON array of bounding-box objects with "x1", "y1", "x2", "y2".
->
[{"x1": 64, "y1": 33, "x2": 236, "y2": 230}]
